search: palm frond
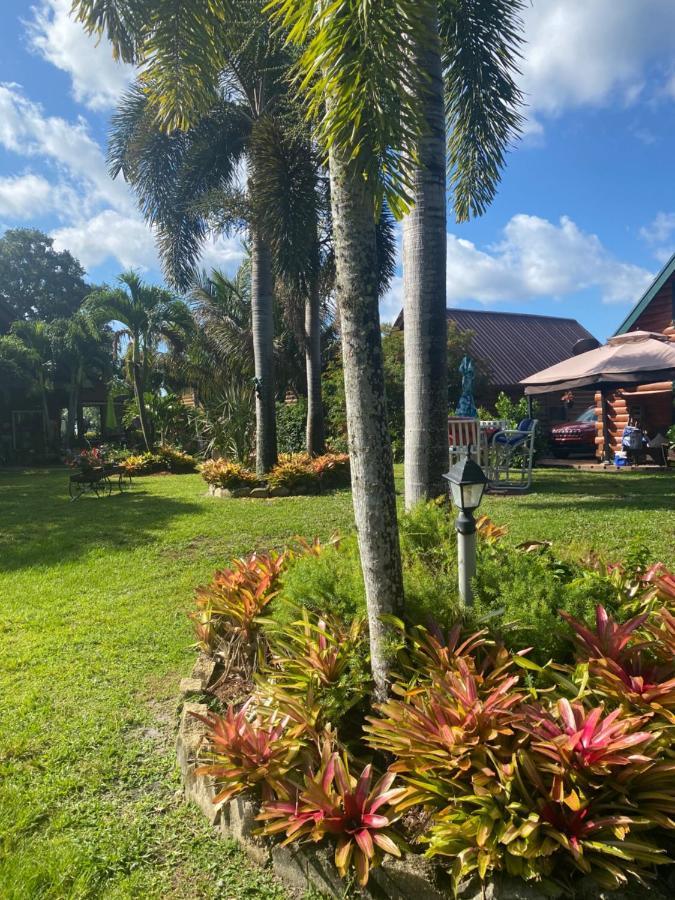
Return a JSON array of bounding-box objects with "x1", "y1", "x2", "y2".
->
[{"x1": 440, "y1": 0, "x2": 526, "y2": 221}]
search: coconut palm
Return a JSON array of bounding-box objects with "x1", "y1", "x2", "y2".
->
[
  {"x1": 403, "y1": 0, "x2": 525, "y2": 507},
  {"x1": 85, "y1": 272, "x2": 192, "y2": 450}
]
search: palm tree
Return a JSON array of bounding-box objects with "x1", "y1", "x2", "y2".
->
[
  {"x1": 49, "y1": 312, "x2": 111, "y2": 448},
  {"x1": 10, "y1": 321, "x2": 55, "y2": 449},
  {"x1": 95, "y1": 0, "x2": 319, "y2": 475},
  {"x1": 85, "y1": 272, "x2": 192, "y2": 450},
  {"x1": 403, "y1": 0, "x2": 525, "y2": 507}
]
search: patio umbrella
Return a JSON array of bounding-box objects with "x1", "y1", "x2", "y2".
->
[
  {"x1": 455, "y1": 355, "x2": 477, "y2": 416},
  {"x1": 521, "y1": 331, "x2": 675, "y2": 394},
  {"x1": 105, "y1": 392, "x2": 117, "y2": 430}
]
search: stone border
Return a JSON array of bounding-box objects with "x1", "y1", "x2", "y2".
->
[
  {"x1": 207, "y1": 484, "x2": 291, "y2": 499},
  {"x1": 176, "y1": 654, "x2": 669, "y2": 900}
]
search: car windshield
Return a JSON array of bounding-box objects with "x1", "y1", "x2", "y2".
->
[{"x1": 576, "y1": 407, "x2": 597, "y2": 423}]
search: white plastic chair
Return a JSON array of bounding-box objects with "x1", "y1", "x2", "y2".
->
[{"x1": 448, "y1": 417, "x2": 488, "y2": 469}]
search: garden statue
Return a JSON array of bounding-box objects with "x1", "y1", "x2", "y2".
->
[{"x1": 455, "y1": 355, "x2": 477, "y2": 417}]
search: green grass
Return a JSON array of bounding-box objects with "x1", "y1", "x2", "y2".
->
[{"x1": 1, "y1": 464, "x2": 673, "y2": 898}]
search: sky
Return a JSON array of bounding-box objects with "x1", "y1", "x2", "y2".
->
[{"x1": 1, "y1": 1, "x2": 675, "y2": 341}]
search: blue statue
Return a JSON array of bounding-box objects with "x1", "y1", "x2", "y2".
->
[{"x1": 455, "y1": 355, "x2": 477, "y2": 417}]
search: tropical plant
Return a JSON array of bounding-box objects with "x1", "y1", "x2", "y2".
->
[
  {"x1": 402, "y1": 1, "x2": 524, "y2": 506},
  {"x1": 9, "y1": 320, "x2": 55, "y2": 448},
  {"x1": 191, "y1": 550, "x2": 288, "y2": 668},
  {"x1": 266, "y1": 454, "x2": 319, "y2": 493},
  {"x1": 198, "y1": 459, "x2": 258, "y2": 490},
  {"x1": 263, "y1": 609, "x2": 369, "y2": 728},
  {"x1": 193, "y1": 703, "x2": 311, "y2": 804},
  {"x1": 258, "y1": 746, "x2": 406, "y2": 886},
  {"x1": 85, "y1": 272, "x2": 192, "y2": 450},
  {"x1": 99, "y1": 1, "x2": 332, "y2": 474}
]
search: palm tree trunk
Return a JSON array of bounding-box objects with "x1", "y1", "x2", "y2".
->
[
  {"x1": 67, "y1": 380, "x2": 78, "y2": 449},
  {"x1": 403, "y1": 8, "x2": 448, "y2": 509},
  {"x1": 305, "y1": 273, "x2": 325, "y2": 456},
  {"x1": 328, "y1": 143, "x2": 404, "y2": 702},
  {"x1": 251, "y1": 227, "x2": 277, "y2": 475},
  {"x1": 132, "y1": 341, "x2": 152, "y2": 451},
  {"x1": 40, "y1": 381, "x2": 51, "y2": 451}
]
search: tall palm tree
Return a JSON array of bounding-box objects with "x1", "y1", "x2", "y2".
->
[
  {"x1": 403, "y1": 0, "x2": 525, "y2": 507},
  {"x1": 93, "y1": 0, "x2": 319, "y2": 475},
  {"x1": 10, "y1": 320, "x2": 55, "y2": 449},
  {"x1": 85, "y1": 271, "x2": 192, "y2": 450}
]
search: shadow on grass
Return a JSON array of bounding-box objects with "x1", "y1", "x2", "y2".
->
[
  {"x1": 525, "y1": 469, "x2": 675, "y2": 511},
  {"x1": 0, "y1": 468, "x2": 201, "y2": 572}
]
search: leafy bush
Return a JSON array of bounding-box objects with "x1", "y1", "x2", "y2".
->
[
  {"x1": 276, "y1": 399, "x2": 307, "y2": 454},
  {"x1": 267, "y1": 454, "x2": 320, "y2": 493},
  {"x1": 120, "y1": 445, "x2": 197, "y2": 475},
  {"x1": 310, "y1": 453, "x2": 350, "y2": 489},
  {"x1": 198, "y1": 458, "x2": 258, "y2": 489},
  {"x1": 276, "y1": 535, "x2": 365, "y2": 623},
  {"x1": 262, "y1": 609, "x2": 370, "y2": 729},
  {"x1": 365, "y1": 615, "x2": 675, "y2": 892},
  {"x1": 193, "y1": 703, "x2": 313, "y2": 804}
]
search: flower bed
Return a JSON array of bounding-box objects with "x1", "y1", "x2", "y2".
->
[
  {"x1": 176, "y1": 526, "x2": 675, "y2": 898},
  {"x1": 199, "y1": 452, "x2": 350, "y2": 498}
]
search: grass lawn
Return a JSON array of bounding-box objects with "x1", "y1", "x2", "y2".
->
[{"x1": 0, "y1": 464, "x2": 673, "y2": 898}]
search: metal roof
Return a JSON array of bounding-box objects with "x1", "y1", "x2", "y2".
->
[{"x1": 394, "y1": 308, "x2": 595, "y2": 388}]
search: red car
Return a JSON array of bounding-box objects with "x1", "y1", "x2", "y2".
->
[{"x1": 550, "y1": 406, "x2": 598, "y2": 458}]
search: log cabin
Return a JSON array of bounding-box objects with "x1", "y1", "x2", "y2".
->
[{"x1": 594, "y1": 254, "x2": 675, "y2": 460}]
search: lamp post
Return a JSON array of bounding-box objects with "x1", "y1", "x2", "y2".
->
[{"x1": 443, "y1": 454, "x2": 488, "y2": 606}]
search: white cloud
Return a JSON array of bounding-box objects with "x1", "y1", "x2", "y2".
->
[
  {"x1": 381, "y1": 214, "x2": 653, "y2": 320},
  {"x1": 51, "y1": 210, "x2": 159, "y2": 271},
  {"x1": 27, "y1": 0, "x2": 133, "y2": 111},
  {"x1": 199, "y1": 234, "x2": 247, "y2": 277},
  {"x1": 447, "y1": 214, "x2": 652, "y2": 305},
  {"x1": 0, "y1": 83, "x2": 133, "y2": 214},
  {"x1": 639, "y1": 212, "x2": 675, "y2": 264},
  {"x1": 0, "y1": 173, "x2": 56, "y2": 218},
  {"x1": 521, "y1": 1, "x2": 675, "y2": 130}
]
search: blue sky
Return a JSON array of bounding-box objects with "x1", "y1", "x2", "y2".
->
[{"x1": 2, "y1": 1, "x2": 675, "y2": 340}]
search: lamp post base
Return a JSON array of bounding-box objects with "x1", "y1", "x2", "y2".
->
[{"x1": 455, "y1": 510, "x2": 476, "y2": 606}]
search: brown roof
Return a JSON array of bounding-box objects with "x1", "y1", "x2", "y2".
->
[{"x1": 393, "y1": 308, "x2": 596, "y2": 388}]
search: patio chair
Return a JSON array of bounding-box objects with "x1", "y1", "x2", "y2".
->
[
  {"x1": 448, "y1": 416, "x2": 488, "y2": 469},
  {"x1": 487, "y1": 418, "x2": 538, "y2": 491}
]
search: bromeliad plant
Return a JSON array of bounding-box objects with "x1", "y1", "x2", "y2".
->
[
  {"x1": 257, "y1": 744, "x2": 406, "y2": 886},
  {"x1": 562, "y1": 605, "x2": 675, "y2": 725},
  {"x1": 193, "y1": 702, "x2": 314, "y2": 804},
  {"x1": 262, "y1": 609, "x2": 369, "y2": 729},
  {"x1": 191, "y1": 550, "x2": 288, "y2": 671}
]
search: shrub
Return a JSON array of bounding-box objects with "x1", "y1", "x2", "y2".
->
[
  {"x1": 310, "y1": 453, "x2": 350, "y2": 489},
  {"x1": 275, "y1": 399, "x2": 307, "y2": 454},
  {"x1": 276, "y1": 535, "x2": 365, "y2": 623},
  {"x1": 262, "y1": 609, "x2": 370, "y2": 729},
  {"x1": 119, "y1": 445, "x2": 197, "y2": 475},
  {"x1": 198, "y1": 458, "x2": 258, "y2": 489},
  {"x1": 267, "y1": 454, "x2": 320, "y2": 493}
]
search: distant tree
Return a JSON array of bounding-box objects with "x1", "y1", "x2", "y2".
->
[
  {"x1": 85, "y1": 272, "x2": 193, "y2": 451},
  {"x1": 0, "y1": 229, "x2": 89, "y2": 327},
  {"x1": 9, "y1": 320, "x2": 55, "y2": 448}
]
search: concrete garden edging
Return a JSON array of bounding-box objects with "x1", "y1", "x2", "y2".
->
[
  {"x1": 176, "y1": 654, "x2": 670, "y2": 900},
  {"x1": 206, "y1": 484, "x2": 291, "y2": 499}
]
